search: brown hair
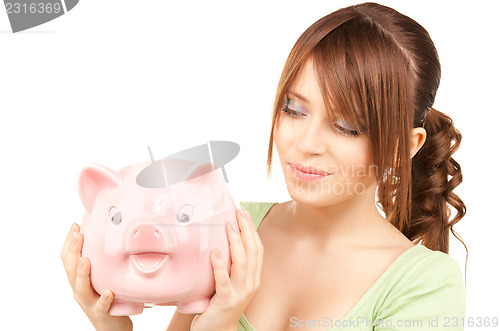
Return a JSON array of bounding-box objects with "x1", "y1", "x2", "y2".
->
[{"x1": 267, "y1": 3, "x2": 467, "y2": 267}]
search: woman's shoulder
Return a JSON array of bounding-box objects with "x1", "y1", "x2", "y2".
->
[
  {"x1": 381, "y1": 244, "x2": 465, "y2": 294},
  {"x1": 397, "y1": 244, "x2": 463, "y2": 283},
  {"x1": 342, "y1": 245, "x2": 466, "y2": 330},
  {"x1": 372, "y1": 244, "x2": 466, "y2": 323}
]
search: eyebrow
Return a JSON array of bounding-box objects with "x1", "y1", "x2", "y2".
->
[{"x1": 286, "y1": 91, "x2": 310, "y2": 104}]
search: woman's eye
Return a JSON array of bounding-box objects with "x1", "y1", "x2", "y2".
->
[
  {"x1": 281, "y1": 98, "x2": 307, "y2": 118},
  {"x1": 334, "y1": 120, "x2": 361, "y2": 136}
]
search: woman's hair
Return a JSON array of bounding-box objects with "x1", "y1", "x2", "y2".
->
[{"x1": 267, "y1": 3, "x2": 467, "y2": 262}]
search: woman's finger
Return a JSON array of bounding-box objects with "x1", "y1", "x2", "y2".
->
[
  {"x1": 211, "y1": 249, "x2": 231, "y2": 299},
  {"x1": 244, "y1": 209, "x2": 264, "y2": 287},
  {"x1": 61, "y1": 223, "x2": 83, "y2": 288},
  {"x1": 95, "y1": 290, "x2": 114, "y2": 315},
  {"x1": 61, "y1": 223, "x2": 79, "y2": 261},
  {"x1": 74, "y1": 256, "x2": 99, "y2": 306},
  {"x1": 237, "y1": 210, "x2": 259, "y2": 287},
  {"x1": 60, "y1": 223, "x2": 74, "y2": 258},
  {"x1": 226, "y1": 214, "x2": 247, "y2": 287}
]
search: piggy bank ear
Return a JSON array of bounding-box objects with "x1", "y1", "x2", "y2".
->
[
  {"x1": 78, "y1": 164, "x2": 123, "y2": 213},
  {"x1": 183, "y1": 161, "x2": 227, "y2": 208}
]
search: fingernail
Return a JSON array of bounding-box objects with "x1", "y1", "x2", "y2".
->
[
  {"x1": 231, "y1": 221, "x2": 239, "y2": 233},
  {"x1": 102, "y1": 290, "x2": 110, "y2": 301},
  {"x1": 214, "y1": 249, "x2": 222, "y2": 260},
  {"x1": 71, "y1": 230, "x2": 78, "y2": 245}
]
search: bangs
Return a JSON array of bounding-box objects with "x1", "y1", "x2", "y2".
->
[
  {"x1": 311, "y1": 57, "x2": 367, "y2": 136},
  {"x1": 308, "y1": 16, "x2": 414, "y2": 170},
  {"x1": 309, "y1": 17, "x2": 392, "y2": 137}
]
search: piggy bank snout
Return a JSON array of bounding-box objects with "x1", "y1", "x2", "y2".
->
[{"x1": 128, "y1": 224, "x2": 169, "y2": 253}]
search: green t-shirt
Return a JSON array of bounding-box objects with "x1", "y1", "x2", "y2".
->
[{"x1": 238, "y1": 202, "x2": 466, "y2": 331}]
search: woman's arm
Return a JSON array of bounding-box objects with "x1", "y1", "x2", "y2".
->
[{"x1": 166, "y1": 310, "x2": 197, "y2": 331}]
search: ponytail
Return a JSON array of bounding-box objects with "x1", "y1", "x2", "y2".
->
[{"x1": 409, "y1": 107, "x2": 468, "y2": 268}]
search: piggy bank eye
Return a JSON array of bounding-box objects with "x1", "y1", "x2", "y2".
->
[
  {"x1": 177, "y1": 204, "x2": 193, "y2": 223},
  {"x1": 109, "y1": 206, "x2": 122, "y2": 225},
  {"x1": 112, "y1": 212, "x2": 122, "y2": 224}
]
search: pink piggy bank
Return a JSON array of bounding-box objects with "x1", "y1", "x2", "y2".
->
[{"x1": 78, "y1": 159, "x2": 234, "y2": 316}]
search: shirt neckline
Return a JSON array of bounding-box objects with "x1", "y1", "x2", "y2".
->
[{"x1": 241, "y1": 202, "x2": 426, "y2": 331}]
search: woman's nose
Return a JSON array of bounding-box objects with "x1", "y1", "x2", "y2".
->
[{"x1": 295, "y1": 118, "x2": 330, "y2": 156}]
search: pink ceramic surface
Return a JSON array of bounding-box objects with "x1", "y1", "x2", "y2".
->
[{"x1": 78, "y1": 160, "x2": 234, "y2": 316}]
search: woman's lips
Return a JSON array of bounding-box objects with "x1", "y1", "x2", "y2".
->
[{"x1": 288, "y1": 163, "x2": 332, "y2": 182}]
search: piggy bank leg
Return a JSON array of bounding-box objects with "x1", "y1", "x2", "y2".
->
[
  {"x1": 177, "y1": 298, "x2": 211, "y2": 314},
  {"x1": 108, "y1": 300, "x2": 144, "y2": 316}
]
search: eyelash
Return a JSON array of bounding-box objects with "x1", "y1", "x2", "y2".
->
[
  {"x1": 281, "y1": 104, "x2": 361, "y2": 137},
  {"x1": 333, "y1": 123, "x2": 360, "y2": 137},
  {"x1": 281, "y1": 104, "x2": 304, "y2": 118}
]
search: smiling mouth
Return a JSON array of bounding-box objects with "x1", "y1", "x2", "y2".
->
[
  {"x1": 130, "y1": 253, "x2": 169, "y2": 274},
  {"x1": 289, "y1": 163, "x2": 332, "y2": 175},
  {"x1": 288, "y1": 163, "x2": 333, "y2": 182}
]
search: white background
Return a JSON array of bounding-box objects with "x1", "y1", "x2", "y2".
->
[{"x1": 0, "y1": 1, "x2": 498, "y2": 330}]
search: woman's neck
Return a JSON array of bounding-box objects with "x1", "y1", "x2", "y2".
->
[{"x1": 284, "y1": 181, "x2": 388, "y2": 247}]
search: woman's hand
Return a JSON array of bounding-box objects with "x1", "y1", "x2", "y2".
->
[
  {"x1": 190, "y1": 208, "x2": 264, "y2": 331},
  {"x1": 60, "y1": 223, "x2": 133, "y2": 331}
]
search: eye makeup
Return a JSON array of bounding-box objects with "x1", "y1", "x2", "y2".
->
[
  {"x1": 281, "y1": 96, "x2": 364, "y2": 137},
  {"x1": 281, "y1": 97, "x2": 308, "y2": 118},
  {"x1": 333, "y1": 120, "x2": 362, "y2": 136}
]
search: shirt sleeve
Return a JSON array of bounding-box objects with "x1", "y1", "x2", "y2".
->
[
  {"x1": 374, "y1": 252, "x2": 466, "y2": 331},
  {"x1": 240, "y1": 201, "x2": 275, "y2": 229}
]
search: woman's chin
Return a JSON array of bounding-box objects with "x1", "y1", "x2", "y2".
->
[{"x1": 286, "y1": 184, "x2": 344, "y2": 208}]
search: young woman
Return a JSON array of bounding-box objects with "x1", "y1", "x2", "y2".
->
[{"x1": 61, "y1": 2, "x2": 467, "y2": 330}]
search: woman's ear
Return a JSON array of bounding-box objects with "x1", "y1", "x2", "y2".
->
[{"x1": 410, "y1": 127, "x2": 427, "y2": 158}]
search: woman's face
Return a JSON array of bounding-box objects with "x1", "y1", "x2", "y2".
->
[{"x1": 274, "y1": 58, "x2": 377, "y2": 208}]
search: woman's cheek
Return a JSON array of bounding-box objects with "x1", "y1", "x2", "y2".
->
[
  {"x1": 334, "y1": 139, "x2": 376, "y2": 184},
  {"x1": 275, "y1": 119, "x2": 295, "y2": 150}
]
